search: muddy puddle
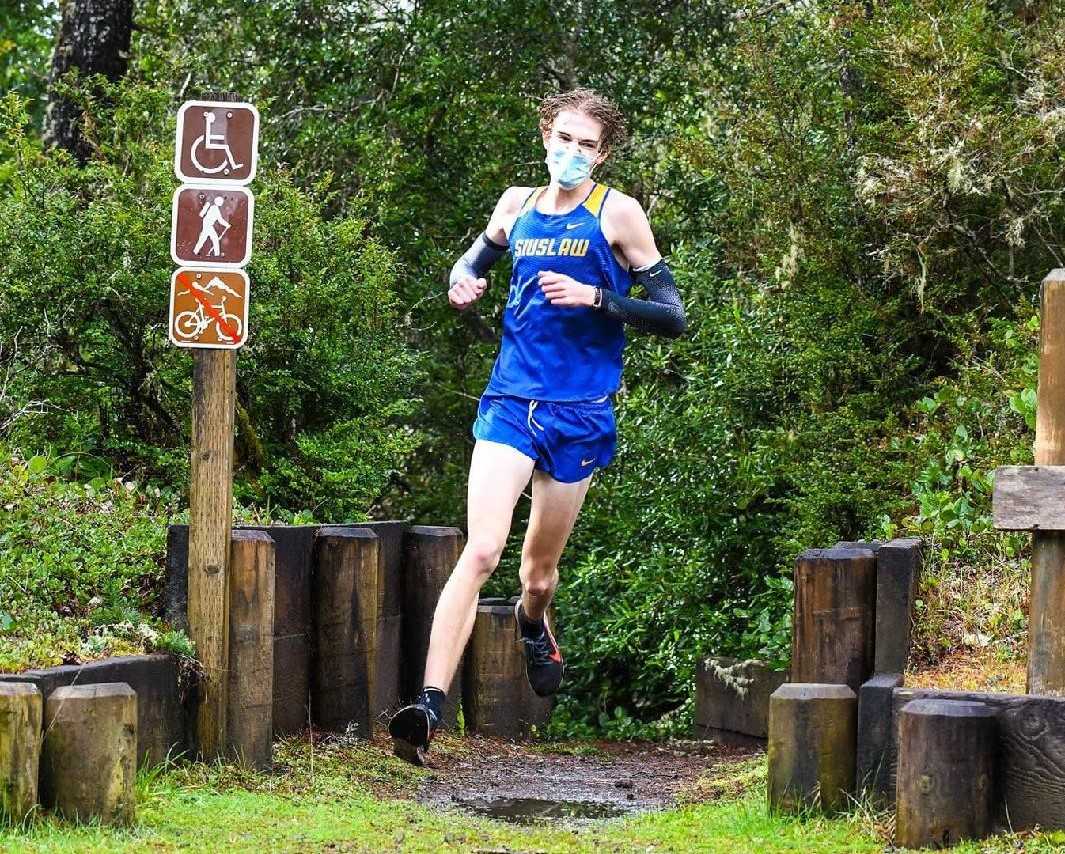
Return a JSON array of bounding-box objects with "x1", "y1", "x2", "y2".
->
[
  {"x1": 414, "y1": 735, "x2": 758, "y2": 826},
  {"x1": 454, "y1": 796, "x2": 627, "y2": 825}
]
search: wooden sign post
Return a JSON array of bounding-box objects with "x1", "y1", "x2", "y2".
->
[
  {"x1": 187, "y1": 348, "x2": 237, "y2": 756},
  {"x1": 171, "y1": 93, "x2": 259, "y2": 756},
  {"x1": 993, "y1": 269, "x2": 1065, "y2": 695}
]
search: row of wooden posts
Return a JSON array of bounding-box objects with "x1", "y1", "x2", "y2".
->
[
  {"x1": 0, "y1": 523, "x2": 553, "y2": 826},
  {"x1": 0, "y1": 682, "x2": 138, "y2": 825},
  {"x1": 768, "y1": 538, "x2": 1063, "y2": 848},
  {"x1": 176, "y1": 524, "x2": 552, "y2": 769},
  {"x1": 768, "y1": 681, "x2": 1000, "y2": 849},
  {"x1": 767, "y1": 543, "x2": 991, "y2": 849},
  {"x1": 766, "y1": 542, "x2": 915, "y2": 837}
]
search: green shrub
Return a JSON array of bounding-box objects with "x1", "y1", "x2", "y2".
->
[{"x1": 0, "y1": 443, "x2": 183, "y2": 671}]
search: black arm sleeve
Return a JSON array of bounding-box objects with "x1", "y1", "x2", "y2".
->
[
  {"x1": 449, "y1": 232, "x2": 508, "y2": 287},
  {"x1": 598, "y1": 259, "x2": 687, "y2": 339}
]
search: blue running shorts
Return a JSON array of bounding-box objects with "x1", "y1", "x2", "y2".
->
[{"x1": 471, "y1": 393, "x2": 617, "y2": 483}]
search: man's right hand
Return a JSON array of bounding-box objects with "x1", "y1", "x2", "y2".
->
[{"x1": 448, "y1": 276, "x2": 487, "y2": 311}]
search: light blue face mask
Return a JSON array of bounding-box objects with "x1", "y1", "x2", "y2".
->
[{"x1": 545, "y1": 144, "x2": 594, "y2": 189}]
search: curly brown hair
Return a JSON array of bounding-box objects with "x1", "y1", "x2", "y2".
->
[{"x1": 538, "y1": 88, "x2": 628, "y2": 154}]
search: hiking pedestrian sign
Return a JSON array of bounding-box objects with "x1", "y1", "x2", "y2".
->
[
  {"x1": 169, "y1": 268, "x2": 250, "y2": 349},
  {"x1": 174, "y1": 101, "x2": 259, "y2": 184},
  {"x1": 171, "y1": 184, "x2": 254, "y2": 268}
]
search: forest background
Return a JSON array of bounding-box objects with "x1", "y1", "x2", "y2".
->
[{"x1": 0, "y1": 0, "x2": 1062, "y2": 737}]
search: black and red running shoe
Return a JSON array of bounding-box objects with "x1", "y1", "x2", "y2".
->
[
  {"x1": 515, "y1": 600, "x2": 565, "y2": 697},
  {"x1": 388, "y1": 701, "x2": 440, "y2": 767}
]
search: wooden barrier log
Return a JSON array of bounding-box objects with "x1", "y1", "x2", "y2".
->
[
  {"x1": 41, "y1": 683, "x2": 137, "y2": 825},
  {"x1": 355, "y1": 521, "x2": 407, "y2": 719},
  {"x1": 227, "y1": 529, "x2": 275, "y2": 769},
  {"x1": 694, "y1": 656, "x2": 787, "y2": 746},
  {"x1": 0, "y1": 683, "x2": 42, "y2": 822},
  {"x1": 874, "y1": 539, "x2": 922, "y2": 675},
  {"x1": 895, "y1": 698, "x2": 996, "y2": 849},
  {"x1": 791, "y1": 548, "x2": 876, "y2": 691},
  {"x1": 313, "y1": 527, "x2": 379, "y2": 736},
  {"x1": 463, "y1": 597, "x2": 552, "y2": 738},
  {"x1": 832, "y1": 538, "x2": 922, "y2": 675},
  {"x1": 767, "y1": 683, "x2": 857, "y2": 814},
  {"x1": 402, "y1": 526, "x2": 464, "y2": 726},
  {"x1": 856, "y1": 673, "x2": 903, "y2": 803}
]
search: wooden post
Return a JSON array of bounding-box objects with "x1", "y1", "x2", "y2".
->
[
  {"x1": 694, "y1": 656, "x2": 787, "y2": 746},
  {"x1": 463, "y1": 597, "x2": 552, "y2": 739},
  {"x1": 187, "y1": 348, "x2": 237, "y2": 757},
  {"x1": 227, "y1": 529, "x2": 275, "y2": 769},
  {"x1": 767, "y1": 683, "x2": 857, "y2": 814},
  {"x1": 41, "y1": 683, "x2": 138, "y2": 825},
  {"x1": 856, "y1": 673, "x2": 903, "y2": 804},
  {"x1": 0, "y1": 683, "x2": 43, "y2": 822},
  {"x1": 360, "y1": 521, "x2": 407, "y2": 720},
  {"x1": 402, "y1": 526, "x2": 464, "y2": 726},
  {"x1": 895, "y1": 698, "x2": 996, "y2": 849},
  {"x1": 1030, "y1": 269, "x2": 1065, "y2": 695},
  {"x1": 313, "y1": 528, "x2": 379, "y2": 736},
  {"x1": 791, "y1": 547, "x2": 876, "y2": 691}
]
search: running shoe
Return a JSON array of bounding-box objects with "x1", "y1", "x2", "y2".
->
[
  {"x1": 388, "y1": 701, "x2": 440, "y2": 766},
  {"x1": 515, "y1": 600, "x2": 565, "y2": 697}
]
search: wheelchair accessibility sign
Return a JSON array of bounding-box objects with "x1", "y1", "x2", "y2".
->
[
  {"x1": 169, "y1": 268, "x2": 250, "y2": 349},
  {"x1": 174, "y1": 101, "x2": 259, "y2": 184}
]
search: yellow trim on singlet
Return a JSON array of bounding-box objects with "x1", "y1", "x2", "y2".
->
[
  {"x1": 518, "y1": 186, "x2": 546, "y2": 216},
  {"x1": 582, "y1": 183, "x2": 609, "y2": 218},
  {"x1": 518, "y1": 183, "x2": 610, "y2": 218}
]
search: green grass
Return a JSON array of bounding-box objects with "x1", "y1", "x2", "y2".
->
[
  {"x1": 3, "y1": 738, "x2": 1064, "y2": 853},
  {"x1": 0, "y1": 783, "x2": 877, "y2": 853}
]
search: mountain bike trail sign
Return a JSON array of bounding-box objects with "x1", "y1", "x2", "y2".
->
[
  {"x1": 171, "y1": 185, "x2": 254, "y2": 268},
  {"x1": 169, "y1": 268, "x2": 250, "y2": 349},
  {"x1": 174, "y1": 101, "x2": 259, "y2": 184}
]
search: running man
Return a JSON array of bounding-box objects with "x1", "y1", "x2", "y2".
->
[{"x1": 389, "y1": 88, "x2": 687, "y2": 765}]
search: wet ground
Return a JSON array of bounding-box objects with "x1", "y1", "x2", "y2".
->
[{"x1": 411, "y1": 735, "x2": 760, "y2": 825}]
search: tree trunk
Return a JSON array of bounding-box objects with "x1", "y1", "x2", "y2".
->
[{"x1": 43, "y1": 0, "x2": 134, "y2": 161}]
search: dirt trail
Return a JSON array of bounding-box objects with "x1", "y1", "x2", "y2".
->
[{"x1": 410, "y1": 736, "x2": 760, "y2": 824}]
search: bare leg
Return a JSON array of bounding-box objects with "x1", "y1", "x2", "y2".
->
[
  {"x1": 421, "y1": 439, "x2": 535, "y2": 693},
  {"x1": 519, "y1": 469, "x2": 594, "y2": 623}
]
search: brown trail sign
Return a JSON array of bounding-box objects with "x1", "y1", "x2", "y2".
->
[
  {"x1": 171, "y1": 185, "x2": 254, "y2": 268},
  {"x1": 174, "y1": 101, "x2": 259, "y2": 185},
  {"x1": 169, "y1": 269, "x2": 249, "y2": 349}
]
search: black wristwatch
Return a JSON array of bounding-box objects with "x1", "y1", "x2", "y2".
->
[{"x1": 592, "y1": 287, "x2": 603, "y2": 309}]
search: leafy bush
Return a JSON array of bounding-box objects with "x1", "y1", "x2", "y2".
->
[{"x1": 0, "y1": 443, "x2": 184, "y2": 671}]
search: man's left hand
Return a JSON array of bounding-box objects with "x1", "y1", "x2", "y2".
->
[{"x1": 537, "y1": 270, "x2": 596, "y2": 307}]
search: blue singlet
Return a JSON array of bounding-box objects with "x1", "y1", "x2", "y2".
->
[{"x1": 483, "y1": 182, "x2": 632, "y2": 402}]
